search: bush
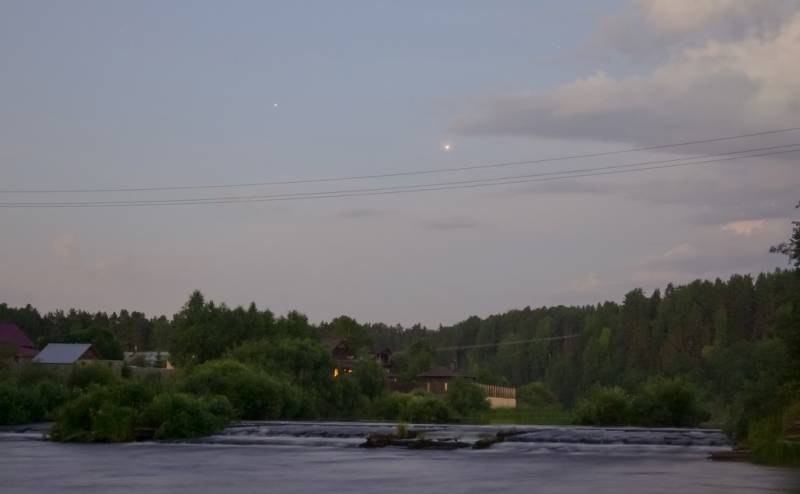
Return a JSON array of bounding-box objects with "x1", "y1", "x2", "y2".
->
[
  {"x1": 52, "y1": 380, "x2": 160, "y2": 442},
  {"x1": 518, "y1": 382, "x2": 559, "y2": 408},
  {"x1": 52, "y1": 380, "x2": 230, "y2": 442},
  {"x1": 0, "y1": 375, "x2": 68, "y2": 425},
  {"x1": 399, "y1": 393, "x2": 455, "y2": 423},
  {"x1": 67, "y1": 364, "x2": 117, "y2": 390},
  {"x1": 573, "y1": 386, "x2": 631, "y2": 426},
  {"x1": 630, "y1": 378, "x2": 709, "y2": 427},
  {"x1": 368, "y1": 392, "x2": 410, "y2": 420},
  {"x1": 446, "y1": 379, "x2": 489, "y2": 417},
  {"x1": 139, "y1": 393, "x2": 232, "y2": 439},
  {"x1": 181, "y1": 359, "x2": 300, "y2": 420}
]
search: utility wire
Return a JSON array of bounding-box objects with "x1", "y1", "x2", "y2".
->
[
  {"x1": 1, "y1": 127, "x2": 798, "y2": 194},
  {"x1": 0, "y1": 145, "x2": 796, "y2": 208},
  {"x1": 436, "y1": 334, "x2": 580, "y2": 352}
]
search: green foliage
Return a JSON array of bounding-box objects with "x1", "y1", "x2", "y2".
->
[
  {"x1": 446, "y1": 379, "x2": 489, "y2": 417},
  {"x1": 52, "y1": 378, "x2": 230, "y2": 442},
  {"x1": 399, "y1": 393, "x2": 455, "y2": 423},
  {"x1": 630, "y1": 378, "x2": 709, "y2": 427},
  {"x1": 67, "y1": 363, "x2": 118, "y2": 390},
  {"x1": 139, "y1": 393, "x2": 232, "y2": 439},
  {"x1": 60, "y1": 327, "x2": 123, "y2": 360},
  {"x1": 746, "y1": 401, "x2": 800, "y2": 467},
  {"x1": 226, "y1": 338, "x2": 333, "y2": 391},
  {"x1": 323, "y1": 315, "x2": 373, "y2": 353},
  {"x1": 52, "y1": 380, "x2": 159, "y2": 442},
  {"x1": 574, "y1": 386, "x2": 631, "y2": 426},
  {"x1": 351, "y1": 359, "x2": 386, "y2": 400},
  {"x1": 180, "y1": 359, "x2": 305, "y2": 420},
  {"x1": 0, "y1": 369, "x2": 69, "y2": 425},
  {"x1": 518, "y1": 381, "x2": 558, "y2": 408},
  {"x1": 770, "y1": 201, "x2": 800, "y2": 268},
  {"x1": 169, "y1": 291, "x2": 275, "y2": 366}
]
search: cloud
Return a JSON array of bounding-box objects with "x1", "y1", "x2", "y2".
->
[
  {"x1": 589, "y1": 0, "x2": 797, "y2": 61},
  {"x1": 454, "y1": 9, "x2": 800, "y2": 147},
  {"x1": 722, "y1": 219, "x2": 767, "y2": 236}
]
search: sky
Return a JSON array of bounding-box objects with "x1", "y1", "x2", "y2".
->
[{"x1": 1, "y1": 0, "x2": 799, "y2": 327}]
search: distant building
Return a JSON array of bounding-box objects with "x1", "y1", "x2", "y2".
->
[
  {"x1": 0, "y1": 323, "x2": 38, "y2": 363},
  {"x1": 321, "y1": 337, "x2": 357, "y2": 377},
  {"x1": 416, "y1": 365, "x2": 475, "y2": 394},
  {"x1": 33, "y1": 343, "x2": 100, "y2": 365},
  {"x1": 124, "y1": 351, "x2": 173, "y2": 369}
]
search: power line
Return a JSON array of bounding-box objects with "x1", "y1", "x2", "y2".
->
[
  {"x1": 1, "y1": 127, "x2": 799, "y2": 194},
  {"x1": 436, "y1": 334, "x2": 580, "y2": 352},
  {"x1": 1, "y1": 146, "x2": 797, "y2": 208}
]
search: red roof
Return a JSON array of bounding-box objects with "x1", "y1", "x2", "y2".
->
[{"x1": 0, "y1": 323, "x2": 38, "y2": 358}]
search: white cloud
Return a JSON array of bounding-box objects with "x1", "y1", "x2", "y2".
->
[
  {"x1": 455, "y1": 7, "x2": 800, "y2": 146},
  {"x1": 722, "y1": 219, "x2": 767, "y2": 236}
]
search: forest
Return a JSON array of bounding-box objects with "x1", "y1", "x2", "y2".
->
[{"x1": 0, "y1": 205, "x2": 798, "y2": 464}]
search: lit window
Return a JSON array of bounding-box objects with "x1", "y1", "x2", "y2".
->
[{"x1": 333, "y1": 368, "x2": 339, "y2": 378}]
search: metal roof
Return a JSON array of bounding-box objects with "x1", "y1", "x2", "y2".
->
[
  {"x1": 0, "y1": 323, "x2": 38, "y2": 358},
  {"x1": 33, "y1": 343, "x2": 92, "y2": 364}
]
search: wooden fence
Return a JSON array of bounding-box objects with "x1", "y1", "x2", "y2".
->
[{"x1": 476, "y1": 383, "x2": 516, "y2": 399}]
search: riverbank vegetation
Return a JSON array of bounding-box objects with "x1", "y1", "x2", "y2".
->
[{"x1": 0, "y1": 203, "x2": 797, "y2": 464}]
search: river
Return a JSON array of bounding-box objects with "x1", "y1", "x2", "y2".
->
[{"x1": 1, "y1": 422, "x2": 798, "y2": 493}]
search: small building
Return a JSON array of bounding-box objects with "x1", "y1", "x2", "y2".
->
[
  {"x1": 33, "y1": 343, "x2": 100, "y2": 365},
  {"x1": 124, "y1": 351, "x2": 173, "y2": 369},
  {"x1": 321, "y1": 337, "x2": 357, "y2": 377},
  {"x1": 0, "y1": 323, "x2": 39, "y2": 363},
  {"x1": 417, "y1": 365, "x2": 475, "y2": 394}
]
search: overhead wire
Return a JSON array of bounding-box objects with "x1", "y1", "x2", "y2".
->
[
  {"x1": 1, "y1": 127, "x2": 798, "y2": 194},
  {"x1": 1, "y1": 145, "x2": 797, "y2": 208}
]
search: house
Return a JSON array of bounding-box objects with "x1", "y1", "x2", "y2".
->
[
  {"x1": 0, "y1": 323, "x2": 39, "y2": 363},
  {"x1": 124, "y1": 351, "x2": 173, "y2": 369},
  {"x1": 375, "y1": 347, "x2": 393, "y2": 370},
  {"x1": 321, "y1": 337, "x2": 357, "y2": 377},
  {"x1": 416, "y1": 365, "x2": 475, "y2": 394},
  {"x1": 33, "y1": 343, "x2": 100, "y2": 365}
]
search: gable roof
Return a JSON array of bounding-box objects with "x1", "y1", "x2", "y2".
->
[
  {"x1": 33, "y1": 343, "x2": 94, "y2": 364},
  {"x1": 0, "y1": 323, "x2": 38, "y2": 358}
]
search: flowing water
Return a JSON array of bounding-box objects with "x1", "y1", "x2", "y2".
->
[{"x1": 1, "y1": 422, "x2": 798, "y2": 493}]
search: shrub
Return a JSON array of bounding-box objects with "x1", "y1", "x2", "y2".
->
[
  {"x1": 52, "y1": 380, "x2": 229, "y2": 442},
  {"x1": 399, "y1": 393, "x2": 455, "y2": 423},
  {"x1": 181, "y1": 359, "x2": 299, "y2": 420},
  {"x1": 518, "y1": 382, "x2": 559, "y2": 408},
  {"x1": 446, "y1": 379, "x2": 490, "y2": 417},
  {"x1": 139, "y1": 393, "x2": 232, "y2": 439},
  {"x1": 630, "y1": 378, "x2": 709, "y2": 427},
  {"x1": 368, "y1": 392, "x2": 410, "y2": 420},
  {"x1": 0, "y1": 376, "x2": 68, "y2": 425},
  {"x1": 67, "y1": 363, "x2": 117, "y2": 390},
  {"x1": 573, "y1": 386, "x2": 631, "y2": 426}
]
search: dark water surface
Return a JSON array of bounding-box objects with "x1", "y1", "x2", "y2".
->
[{"x1": 2, "y1": 423, "x2": 798, "y2": 493}]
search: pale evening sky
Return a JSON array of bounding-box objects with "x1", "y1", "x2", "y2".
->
[{"x1": 1, "y1": 1, "x2": 799, "y2": 326}]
